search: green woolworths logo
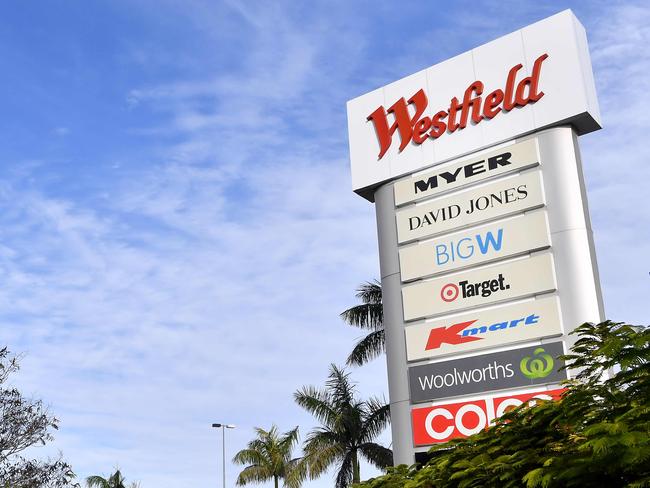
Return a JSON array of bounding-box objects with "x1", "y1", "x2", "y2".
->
[{"x1": 520, "y1": 347, "x2": 554, "y2": 379}]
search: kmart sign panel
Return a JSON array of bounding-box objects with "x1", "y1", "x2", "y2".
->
[
  {"x1": 347, "y1": 10, "x2": 600, "y2": 201},
  {"x1": 404, "y1": 296, "x2": 563, "y2": 362}
]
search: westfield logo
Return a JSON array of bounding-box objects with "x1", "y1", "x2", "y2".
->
[{"x1": 367, "y1": 53, "x2": 548, "y2": 159}]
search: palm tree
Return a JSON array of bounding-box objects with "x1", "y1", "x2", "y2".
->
[
  {"x1": 233, "y1": 425, "x2": 305, "y2": 488},
  {"x1": 294, "y1": 364, "x2": 392, "y2": 487},
  {"x1": 86, "y1": 469, "x2": 139, "y2": 488},
  {"x1": 340, "y1": 281, "x2": 384, "y2": 366}
]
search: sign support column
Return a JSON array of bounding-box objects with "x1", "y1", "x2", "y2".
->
[{"x1": 375, "y1": 182, "x2": 415, "y2": 465}]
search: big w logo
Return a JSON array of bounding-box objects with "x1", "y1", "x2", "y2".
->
[{"x1": 435, "y1": 229, "x2": 503, "y2": 266}]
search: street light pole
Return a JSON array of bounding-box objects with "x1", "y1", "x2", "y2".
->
[{"x1": 212, "y1": 423, "x2": 236, "y2": 488}]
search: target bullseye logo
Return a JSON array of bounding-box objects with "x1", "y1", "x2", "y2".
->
[
  {"x1": 438, "y1": 273, "x2": 510, "y2": 304},
  {"x1": 440, "y1": 283, "x2": 459, "y2": 302}
]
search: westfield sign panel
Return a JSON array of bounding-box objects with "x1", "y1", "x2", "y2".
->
[
  {"x1": 346, "y1": 10, "x2": 604, "y2": 464},
  {"x1": 347, "y1": 11, "x2": 600, "y2": 200},
  {"x1": 367, "y1": 54, "x2": 548, "y2": 160}
]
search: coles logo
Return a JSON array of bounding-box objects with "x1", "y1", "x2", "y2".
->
[
  {"x1": 367, "y1": 53, "x2": 548, "y2": 159},
  {"x1": 411, "y1": 388, "x2": 565, "y2": 445},
  {"x1": 439, "y1": 273, "x2": 510, "y2": 303}
]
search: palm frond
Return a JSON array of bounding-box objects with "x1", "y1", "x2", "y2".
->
[
  {"x1": 233, "y1": 448, "x2": 266, "y2": 466},
  {"x1": 294, "y1": 385, "x2": 337, "y2": 426},
  {"x1": 340, "y1": 303, "x2": 383, "y2": 330},
  {"x1": 360, "y1": 397, "x2": 391, "y2": 442},
  {"x1": 304, "y1": 443, "x2": 345, "y2": 479},
  {"x1": 339, "y1": 282, "x2": 382, "y2": 331},
  {"x1": 85, "y1": 476, "x2": 110, "y2": 488},
  {"x1": 236, "y1": 464, "x2": 273, "y2": 485},
  {"x1": 346, "y1": 329, "x2": 385, "y2": 366},
  {"x1": 279, "y1": 426, "x2": 300, "y2": 454},
  {"x1": 297, "y1": 364, "x2": 391, "y2": 487},
  {"x1": 335, "y1": 451, "x2": 355, "y2": 488},
  {"x1": 233, "y1": 425, "x2": 303, "y2": 487},
  {"x1": 326, "y1": 364, "x2": 355, "y2": 407},
  {"x1": 355, "y1": 281, "x2": 382, "y2": 304},
  {"x1": 358, "y1": 442, "x2": 393, "y2": 469},
  {"x1": 284, "y1": 456, "x2": 308, "y2": 488}
]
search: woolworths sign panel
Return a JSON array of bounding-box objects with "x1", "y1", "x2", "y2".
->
[
  {"x1": 408, "y1": 341, "x2": 567, "y2": 402},
  {"x1": 346, "y1": 10, "x2": 604, "y2": 465}
]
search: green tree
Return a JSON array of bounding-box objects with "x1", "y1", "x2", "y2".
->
[
  {"x1": 295, "y1": 364, "x2": 392, "y2": 487},
  {"x1": 355, "y1": 319, "x2": 650, "y2": 488},
  {"x1": 232, "y1": 426, "x2": 304, "y2": 488},
  {"x1": 0, "y1": 347, "x2": 78, "y2": 488},
  {"x1": 340, "y1": 281, "x2": 384, "y2": 366},
  {"x1": 86, "y1": 469, "x2": 139, "y2": 488}
]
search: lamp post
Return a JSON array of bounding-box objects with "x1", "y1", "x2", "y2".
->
[{"x1": 212, "y1": 423, "x2": 236, "y2": 488}]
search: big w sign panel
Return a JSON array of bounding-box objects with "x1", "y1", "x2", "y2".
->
[{"x1": 346, "y1": 10, "x2": 604, "y2": 465}]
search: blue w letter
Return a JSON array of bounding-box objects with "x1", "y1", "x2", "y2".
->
[{"x1": 476, "y1": 229, "x2": 503, "y2": 254}]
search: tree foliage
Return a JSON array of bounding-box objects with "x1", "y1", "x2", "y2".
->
[
  {"x1": 0, "y1": 347, "x2": 78, "y2": 488},
  {"x1": 233, "y1": 425, "x2": 304, "y2": 488},
  {"x1": 295, "y1": 364, "x2": 392, "y2": 487},
  {"x1": 340, "y1": 281, "x2": 384, "y2": 366},
  {"x1": 86, "y1": 469, "x2": 139, "y2": 488},
  {"x1": 355, "y1": 320, "x2": 650, "y2": 488}
]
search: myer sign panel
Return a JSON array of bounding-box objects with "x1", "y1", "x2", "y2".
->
[
  {"x1": 394, "y1": 138, "x2": 539, "y2": 206},
  {"x1": 401, "y1": 253, "x2": 556, "y2": 321},
  {"x1": 395, "y1": 170, "x2": 545, "y2": 244},
  {"x1": 399, "y1": 210, "x2": 550, "y2": 281},
  {"x1": 408, "y1": 341, "x2": 566, "y2": 403},
  {"x1": 411, "y1": 388, "x2": 565, "y2": 445},
  {"x1": 347, "y1": 10, "x2": 600, "y2": 200},
  {"x1": 405, "y1": 296, "x2": 563, "y2": 361}
]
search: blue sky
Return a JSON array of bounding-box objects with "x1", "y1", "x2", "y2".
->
[{"x1": 0, "y1": 1, "x2": 648, "y2": 487}]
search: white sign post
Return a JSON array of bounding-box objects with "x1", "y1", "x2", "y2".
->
[{"x1": 347, "y1": 10, "x2": 604, "y2": 465}]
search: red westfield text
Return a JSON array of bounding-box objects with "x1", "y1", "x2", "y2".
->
[
  {"x1": 411, "y1": 388, "x2": 565, "y2": 445},
  {"x1": 367, "y1": 53, "x2": 548, "y2": 159}
]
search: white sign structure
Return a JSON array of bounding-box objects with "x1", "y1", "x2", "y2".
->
[{"x1": 346, "y1": 10, "x2": 604, "y2": 465}]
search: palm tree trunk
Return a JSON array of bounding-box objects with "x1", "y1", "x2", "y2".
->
[
  {"x1": 274, "y1": 475, "x2": 278, "y2": 488},
  {"x1": 352, "y1": 450, "x2": 360, "y2": 484}
]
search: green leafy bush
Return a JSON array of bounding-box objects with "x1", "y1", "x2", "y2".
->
[{"x1": 355, "y1": 320, "x2": 650, "y2": 488}]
